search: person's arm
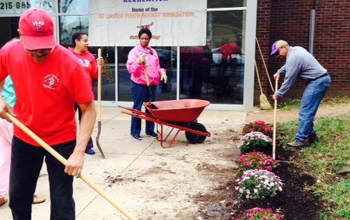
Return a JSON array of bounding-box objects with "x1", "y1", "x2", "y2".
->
[
  {"x1": 277, "y1": 65, "x2": 287, "y2": 76},
  {"x1": 275, "y1": 58, "x2": 301, "y2": 98},
  {"x1": 126, "y1": 49, "x2": 143, "y2": 76},
  {"x1": 64, "y1": 100, "x2": 96, "y2": 177}
]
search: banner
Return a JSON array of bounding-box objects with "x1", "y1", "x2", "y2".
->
[{"x1": 89, "y1": 0, "x2": 207, "y2": 47}]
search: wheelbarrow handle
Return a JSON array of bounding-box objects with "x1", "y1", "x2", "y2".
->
[{"x1": 6, "y1": 112, "x2": 137, "y2": 220}]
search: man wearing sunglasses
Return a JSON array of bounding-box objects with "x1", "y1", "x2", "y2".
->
[
  {"x1": 271, "y1": 40, "x2": 331, "y2": 148},
  {"x1": 0, "y1": 8, "x2": 96, "y2": 220}
]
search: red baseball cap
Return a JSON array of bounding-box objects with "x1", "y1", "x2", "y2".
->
[{"x1": 19, "y1": 8, "x2": 56, "y2": 50}]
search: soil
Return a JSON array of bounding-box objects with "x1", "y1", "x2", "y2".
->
[
  {"x1": 195, "y1": 103, "x2": 350, "y2": 220},
  {"x1": 195, "y1": 145, "x2": 325, "y2": 220}
]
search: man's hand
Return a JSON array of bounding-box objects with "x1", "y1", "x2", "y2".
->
[
  {"x1": 160, "y1": 70, "x2": 167, "y2": 84},
  {"x1": 272, "y1": 94, "x2": 279, "y2": 101},
  {"x1": 273, "y1": 72, "x2": 280, "y2": 80},
  {"x1": 136, "y1": 53, "x2": 147, "y2": 65},
  {"x1": 96, "y1": 57, "x2": 104, "y2": 67},
  {"x1": 65, "y1": 150, "x2": 84, "y2": 177},
  {"x1": 0, "y1": 98, "x2": 14, "y2": 122}
]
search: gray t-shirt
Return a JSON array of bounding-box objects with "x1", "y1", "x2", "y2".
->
[{"x1": 276, "y1": 46, "x2": 327, "y2": 97}]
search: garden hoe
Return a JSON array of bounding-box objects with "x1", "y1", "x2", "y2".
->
[
  {"x1": 6, "y1": 112, "x2": 138, "y2": 220},
  {"x1": 255, "y1": 61, "x2": 272, "y2": 110},
  {"x1": 96, "y1": 48, "x2": 105, "y2": 158}
]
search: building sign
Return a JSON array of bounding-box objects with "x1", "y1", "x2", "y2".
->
[
  {"x1": 0, "y1": 0, "x2": 54, "y2": 14},
  {"x1": 89, "y1": 0, "x2": 207, "y2": 47}
]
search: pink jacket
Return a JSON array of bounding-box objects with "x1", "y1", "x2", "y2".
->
[{"x1": 127, "y1": 45, "x2": 165, "y2": 86}]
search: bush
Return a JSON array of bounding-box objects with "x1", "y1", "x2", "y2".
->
[
  {"x1": 242, "y1": 121, "x2": 273, "y2": 137},
  {"x1": 235, "y1": 170, "x2": 283, "y2": 199},
  {"x1": 235, "y1": 207, "x2": 284, "y2": 220},
  {"x1": 238, "y1": 132, "x2": 272, "y2": 153},
  {"x1": 238, "y1": 152, "x2": 280, "y2": 171}
]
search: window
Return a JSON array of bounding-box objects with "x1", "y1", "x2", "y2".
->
[
  {"x1": 118, "y1": 46, "x2": 177, "y2": 102},
  {"x1": 180, "y1": 10, "x2": 246, "y2": 104},
  {"x1": 207, "y1": 0, "x2": 246, "y2": 8}
]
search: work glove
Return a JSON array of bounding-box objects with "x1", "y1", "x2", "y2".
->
[
  {"x1": 160, "y1": 70, "x2": 167, "y2": 84},
  {"x1": 136, "y1": 53, "x2": 147, "y2": 65}
]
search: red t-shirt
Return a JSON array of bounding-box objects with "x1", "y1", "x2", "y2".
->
[
  {"x1": 68, "y1": 48, "x2": 98, "y2": 88},
  {"x1": 0, "y1": 41, "x2": 94, "y2": 146}
]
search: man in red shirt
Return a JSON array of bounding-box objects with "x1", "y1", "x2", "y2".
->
[{"x1": 0, "y1": 8, "x2": 96, "y2": 220}]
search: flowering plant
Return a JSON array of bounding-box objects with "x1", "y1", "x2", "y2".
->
[
  {"x1": 238, "y1": 152, "x2": 280, "y2": 171},
  {"x1": 235, "y1": 207, "x2": 284, "y2": 220},
  {"x1": 242, "y1": 121, "x2": 273, "y2": 137},
  {"x1": 235, "y1": 170, "x2": 283, "y2": 199},
  {"x1": 237, "y1": 132, "x2": 272, "y2": 153}
]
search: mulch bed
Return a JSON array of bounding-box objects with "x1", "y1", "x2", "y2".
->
[{"x1": 196, "y1": 146, "x2": 325, "y2": 220}]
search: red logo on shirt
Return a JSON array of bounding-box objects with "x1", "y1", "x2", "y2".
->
[{"x1": 43, "y1": 74, "x2": 60, "y2": 90}]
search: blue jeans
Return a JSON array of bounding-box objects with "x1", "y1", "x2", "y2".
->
[
  {"x1": 296, "y1": 75, "x2": 331, "y2": 141},
  {"x1": 10, "y1": 137, "x2": 76, "y2": 220},
  {"x1": 131, "y1": 82, "x2": 157, "y2": 136}
]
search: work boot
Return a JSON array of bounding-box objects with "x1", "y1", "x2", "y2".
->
[
  {"x1": 287, "y1": 140, "x2": 310, "y2": 148},
  {"x1": 308, "y1": 133, "x2": 319, "y2": 144}
]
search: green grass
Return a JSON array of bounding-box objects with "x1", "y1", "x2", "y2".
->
[
  {"x1": 278, "y1": 114, "x2": 350, "y2": 219},
  {"x1": 277, "y1": 96, "x2": 350, "y2": 111}
]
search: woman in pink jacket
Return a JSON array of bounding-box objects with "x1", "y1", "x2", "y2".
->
[{"x1": 127, "y1": 28, "x2": 167, "y2": 140}]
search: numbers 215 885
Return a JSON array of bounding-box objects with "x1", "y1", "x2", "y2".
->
[{"x1": 0, "y1": 2, "x2": 31, "y2": 10}]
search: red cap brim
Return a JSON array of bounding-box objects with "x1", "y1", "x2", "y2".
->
[{"x1": 22, "y1": 35, "x2": 56, "y2": 50}]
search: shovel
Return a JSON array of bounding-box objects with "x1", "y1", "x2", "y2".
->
[
  {"x1": 95, "y1": 48, "x2": 105, "y2": 158},
  {"x1": 6, "y1": 112, "x2": 137, "y2": 220}
]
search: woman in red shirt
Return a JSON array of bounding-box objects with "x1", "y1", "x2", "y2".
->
[{"x1": 69, "y1": 32, "x2": 99, "y2": 155}]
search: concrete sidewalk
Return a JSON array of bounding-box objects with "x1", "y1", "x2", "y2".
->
[{"x1": 1, "y1": 107, "x2": 246, "y2": 220}]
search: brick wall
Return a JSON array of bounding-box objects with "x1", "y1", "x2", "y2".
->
[{"x1": 256, "y1": 0, "x2": 350, "y2": 100}]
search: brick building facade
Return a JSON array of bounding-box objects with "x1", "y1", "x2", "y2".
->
[{"x1": 255, "y1": 0, "x2": 350, "y2": 101}]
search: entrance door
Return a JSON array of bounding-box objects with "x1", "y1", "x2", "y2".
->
[{"x1": 0, "y1": 17, "x2": 19, "y2": 48}]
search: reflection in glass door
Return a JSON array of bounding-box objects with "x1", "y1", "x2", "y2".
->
[{"x1": 180, "y1": 10, "x2": 246, "y2": 104}]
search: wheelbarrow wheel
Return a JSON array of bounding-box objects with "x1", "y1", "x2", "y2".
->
[{"x1": 185, "y1": 122, "x2": 208, "y2": 144}]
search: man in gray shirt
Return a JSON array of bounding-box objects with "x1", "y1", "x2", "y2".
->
[{"x1": 271, "y1": 40, "x2": 331, "y2": 148}]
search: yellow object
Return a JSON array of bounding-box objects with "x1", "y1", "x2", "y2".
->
[{"x1": 255, "y1": 61, "x2": 272, "y2": 110}]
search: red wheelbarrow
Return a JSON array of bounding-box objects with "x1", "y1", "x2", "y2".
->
[{"x1": 119, "y1": 99, "x2": 211, "y2": 148}]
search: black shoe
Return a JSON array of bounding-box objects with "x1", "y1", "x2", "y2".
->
[
  {"x1": 85, "y1": 148, "x2": 95, "y2": 155},
  {"x1": 287, "y1": 140, "x2": 310, "y2": 148},
  {"x1": 308, "y1": 133, "x2": 319, "y2": 144},
  {"x1": 146, "y1": 132, "x2": 158, "y2": 138},
  {"x1": 131, "y1": 135, "x2": 142, "y2": 141}
]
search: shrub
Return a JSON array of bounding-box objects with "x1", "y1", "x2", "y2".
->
[
  {"x1": 235, "y1": 170, "x2": 283, "y2": 199},
  {"x1": 238, "y1": 152, "x2": 280, "y2": 171},
  {"x1": 242, "y1": 121, "x2": 273, "y2": 137},
  {"x1": 238, "y1": 132, "x2": 272, "y2": 153},
  {"x1": 235, "y1": 207, "x2": 284, "y2": 220}
]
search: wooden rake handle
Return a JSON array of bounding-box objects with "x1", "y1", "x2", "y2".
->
[
  {"x1": 97, "y1": 48, "x2": 102, "y2": 122},
  {"x1": 272, "y1": 79, "x2": 278, "y2": 160},
  {"x1": 143, "y1": 63, "x2": 150, "y2": 87},
  {"x1": 6, "y1": 112, "x2": 138, "y2": 220}
]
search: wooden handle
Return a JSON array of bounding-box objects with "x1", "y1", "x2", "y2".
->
[
  {"x1": 254, "y1": 60, "x2": 263, "y2": 94},
  {"x1": 256, "y1": 37, "x2": 274, "y2": 92},
  {"x1": 97, "y1": 48, "x2": 102, "y2": 122},
  {"x1": 143, "y1": 63, "x2": 150, "y2": 87},
  {"x1": 6, "y1": 113, "x2": 138, "y2": 220},
  {"x1": 272, "y1": 79, "x2": 278, "y2": 160}
]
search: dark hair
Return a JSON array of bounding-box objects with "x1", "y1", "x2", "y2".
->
[
  {"x1": 72, "y1": 32, "x2": 87, "y2": 47},
  {"x1": 138, "y1": 28, "x2": 152, "y2": 39}
]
